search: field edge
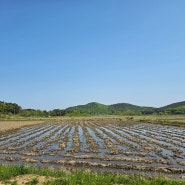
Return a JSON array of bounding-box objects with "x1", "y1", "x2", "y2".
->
[{"x1": 0, "y1": 164, "x2": 185, "y2": 185}]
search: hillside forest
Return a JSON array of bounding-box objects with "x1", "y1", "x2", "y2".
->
[{"x1": 1, "y1": 101, "x2": 185, "y2": 118}]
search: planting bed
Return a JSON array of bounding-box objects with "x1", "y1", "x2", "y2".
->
[{"x1": 0, "y1": 119, "x2": 185, "y2": 176}]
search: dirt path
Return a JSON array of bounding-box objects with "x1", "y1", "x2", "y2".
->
[{"x1": 0, "y1": 121, "x2": 44, "y2": 132}]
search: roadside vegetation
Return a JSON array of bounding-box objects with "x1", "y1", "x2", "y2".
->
[{"x1": 0, "y1": 165, "x2": 185, "y2": 185}]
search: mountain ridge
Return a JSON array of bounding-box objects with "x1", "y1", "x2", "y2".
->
[
  {"x1": 1, "y1": 100, "x2": 185, "y2": 116},
  {"x1": 64, "y1": 101, "x2": 185, "y2": 115},
  {"x1": 65, "y1": 102, "x2": 155, "y2": 115},
  {"x1": 159, "y1": 101, "x2": 185, "y2": 109}
]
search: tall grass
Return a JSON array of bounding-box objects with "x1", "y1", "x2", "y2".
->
[{"x1": 0, "y1": 165, "x2": 185, "y2": 185}]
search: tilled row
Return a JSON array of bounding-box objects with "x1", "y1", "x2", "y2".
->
[
  {"x1": 0, "y1": 155, "x2": 184, "y2": 174},
  {"x1": 0, "y1": 120, "x2": 185, "y2": 174}
]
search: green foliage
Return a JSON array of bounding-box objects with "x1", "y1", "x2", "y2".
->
[
  {"x1": 19, "y1": 109, "x2": 48, "y2": 117},
  {"x1": 1, "y1": 100, "x2": 185, "y2": 118},
  {"x1": 44, "y1": 178, "x2": 67, "y2": 185},
  {"x1": 25, "y1": 178, "x2": 38, "y2": 185},
  {"x1": 161, "y1": 101, "x2": 185, "y2": 109},
  {"x1": 165, "y1": 106, "x2": 185, "y2": 114},
  {"x1": 65, "y1": 102, "x2": 109, "y2": 115},
  {"x1": 0, "y1": 165, "x2": 185, "y2": 185},
  {"x1": 0, "y1": 101, "x2": 21, "y2": 115},
  {"x1": 157, "y1": 106, "x2": 185, "y2": 115},
  {"x1": 42, "y1": 170, "x2": 185, "y2": 185},
  {"x1": 48, "y1": 109, "x2": 65, "y2": 116},
  {"x1": 109, "y1": 103, "x2": 145, "y2": 112},
  {"x1": 65, "y1": 102, "x2": 147, "y2": 116},
  {"x1": 10, "y1": 181, "x2": 17, "y2": 185},
  {"x1": 0, "y1": 165, "x2": 28, "y2": 180},
  {"x1": 157, "y1": 101, "x2": 185, "y2": 115}
]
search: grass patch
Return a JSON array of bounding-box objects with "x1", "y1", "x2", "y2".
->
[
  {"x1": 25, "y1": 177, "x2": 39, "y2": 185},
  {"x1": 135, "y1": 115, "x2": 185, "y2": 127},
  {"x1": 0, "y1": 165, "x2": 29, "y2": 180},
  {"x1": 0, "y1": 165, "x2": 185, "y2": 185}
]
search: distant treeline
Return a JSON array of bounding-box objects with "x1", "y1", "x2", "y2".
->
[
  {"x1": 1, "y1": 101, "x2": 185, "y2": 117},
  {"x1": 0, "y1": 101, "x2": 21, "y2": 115}
]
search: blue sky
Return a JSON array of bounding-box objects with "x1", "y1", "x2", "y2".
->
[{"x1": 1, "y1": 1, "x2": 185, "y2": 110}]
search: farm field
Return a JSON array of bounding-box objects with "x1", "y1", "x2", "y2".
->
[
  {"x1": 0, "y1": 118, "x2": 185, "y2": 177},
  {"x1": 0, "y1": 121, "x2": 44, "y2": 132}
]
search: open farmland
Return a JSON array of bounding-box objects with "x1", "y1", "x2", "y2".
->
[
  {"x1": 0, "y1": 121, "x2": 45, "y2": 132},
  {"x1": 0, "y1": 119, "x2": 185, "y2": 177}
]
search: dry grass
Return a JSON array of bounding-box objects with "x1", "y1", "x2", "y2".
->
[
  {"x1": 0, "y1": 114, "x2": 184, "y2": 132},
  {"x1": 0, "y1": 121, "x2": 44, "y2": 132}
]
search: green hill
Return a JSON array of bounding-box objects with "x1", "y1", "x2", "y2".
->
[
  {"x1": 108, "y1": 103, "x2": 155, "y2": 115},
  {"x1": 109, "y1": 103, "x2": 154, "y2": 111},
  {"x1": 65, "y1": 102, "x2": 109, "y2": 115},
  {"x1": 1, "y1": 100, "x2": 185, "y2": 117},
  {"x1": 156, "y1": 101, "x2": 185, "y2": 115},
  {"x1": 65, "y1": 102, "x2": 154, "y2": 116},
  {"x1": 160, "y1": 101, "x2": 185, "y2": 109}
]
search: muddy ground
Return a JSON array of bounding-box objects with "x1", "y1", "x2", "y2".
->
[{"x1": 0, "y1": 118, "x2": 185, "y2": 177}]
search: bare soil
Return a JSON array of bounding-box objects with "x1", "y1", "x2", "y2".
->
[
  {"x1": 0, "y1": 174, "x2": 55, "y2": 185},
  {"x1": 0, "y1": 121, "x2": 44, "y2": 132}
]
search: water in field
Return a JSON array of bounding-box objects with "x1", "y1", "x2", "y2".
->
[{"x1": 0, "y1": 120, "x2": 185, "y2": 176}]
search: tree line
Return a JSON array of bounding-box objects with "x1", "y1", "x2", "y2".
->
[
  {"x1": 0, "y1": 101, "x2": 66, "y2": 117},
  {"x1": 0, "y1": 101, "x2": 21, "y2": 115},
  {"x1": 1, "y1": 101, "x2": 185, "y2": 117}
]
